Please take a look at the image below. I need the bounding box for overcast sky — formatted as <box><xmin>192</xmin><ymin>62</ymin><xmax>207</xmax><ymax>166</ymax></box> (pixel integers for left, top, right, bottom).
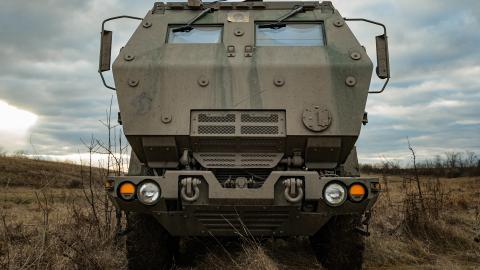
<box><xmin>0</xmin><ymin>0</ymin><xmax>479</xmax><ymax>164</ymax></box>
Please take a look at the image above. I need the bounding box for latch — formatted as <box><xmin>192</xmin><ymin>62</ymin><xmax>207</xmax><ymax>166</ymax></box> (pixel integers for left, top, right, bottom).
<box><xmin>117</xmin><ymin>111</ymin><xmax>122</xmax><ymax>125</ymax></box>
<box><xmin>244</xmin><ymin>45</ymin><xmax>253</xmax><ymax>57</ymax></box>
<box><xmin>362</xmin><ymin>112</ymin><xmax>368</xmax><ymax>126</ymax></box>
<box><xmin>227</xmin><ymin>45</ymin><xmax>236</xmax><ymax>57</ymax></box>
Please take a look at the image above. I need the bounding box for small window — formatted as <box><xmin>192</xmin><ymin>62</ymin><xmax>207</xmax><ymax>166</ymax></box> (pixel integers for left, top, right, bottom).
<box><xmin>168</xmin><ymin>26</ymin><xmax>222</xmax><ymax>44</ymax></box>
<box><xmin>256</xmin><ymin>23</ymin><xmax>325</xmax><ymax>46</ymax></box>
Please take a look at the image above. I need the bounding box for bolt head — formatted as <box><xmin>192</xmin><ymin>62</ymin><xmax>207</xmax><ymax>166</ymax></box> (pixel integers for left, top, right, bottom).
<box><xmin>345</xmin><ymin>76</ymin><xmax>357</xmax><ymax>87</ymax></box>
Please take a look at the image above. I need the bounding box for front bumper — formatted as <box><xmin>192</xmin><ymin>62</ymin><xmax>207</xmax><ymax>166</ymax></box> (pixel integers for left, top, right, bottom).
<box><xmin>107</xmin><ymin>170</ymin><xmax>380</xmax><ymax>236</ymax></box>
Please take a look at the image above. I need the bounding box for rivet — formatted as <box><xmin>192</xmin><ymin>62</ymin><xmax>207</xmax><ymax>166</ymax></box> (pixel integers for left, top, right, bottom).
<box><xmin>124</xmin><ymin>54</ymin><xmax>135</xmax><ymax>61</ymax></box>
<box><xmin>333</xmin><ymin>20</ymin><xmax>344</xmax><ymax>27</ymax></box>
<box><xmin>234</xmin><ymin>28</ymin><xmax>244</xmax><ymax>36</ymax></box>
<box><xmin>345</xmin><ymin>76</ymin><xmax>357</xmax><ymax>87</ymax></box>
<box><xmin>350</xmin><ymin>52</ymin><xmax>361</xmax><ymax>60</ymax></box>
<box><xmin>128</xmin><ymin>79</ymin><xmax>139</xmax><ymax>87</ymax></box>
<box><xmin>142</xmin><ymin>21</ymin><xmax>152</xmax><ymax>28</ymax></box>
<box><xmin>198</xmin><ymin>76</ymin><xmax>209</xmax><ymax>87</ymax></box>
<box><xmin>161</xmin><ymin>114</ymin><xmax>172</xmax><ymax>124</ymax></box>
<box><xmin>273</xmin><ymin>76</ymin><xmax>285</xmax><ymax>87</ymax></box>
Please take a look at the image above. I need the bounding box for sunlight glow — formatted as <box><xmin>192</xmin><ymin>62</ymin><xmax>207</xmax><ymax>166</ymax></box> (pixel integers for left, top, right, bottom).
<box><xmin>0</xmin><ymin>100</ymin><xmax>38</xmax><ymax>133</ymax></box>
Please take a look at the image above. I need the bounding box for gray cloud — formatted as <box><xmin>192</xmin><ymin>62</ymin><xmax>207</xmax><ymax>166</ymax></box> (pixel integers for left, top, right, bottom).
<box><xmin>331</xmin><ymin>0</ymin><xmax>480</xmax><ymax>162</ymax></box>
<box><xmin>0</xmin><ymin>0</ymin><xmax>478</xmax><ymax>163</ymax></box>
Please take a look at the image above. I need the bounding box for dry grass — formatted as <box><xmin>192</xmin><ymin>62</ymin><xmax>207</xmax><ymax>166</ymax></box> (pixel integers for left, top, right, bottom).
<box><xmin>1</xmin><ymin>156</ymin><xmax>479</xmax><ymax>269</ymax></box>
<box><xmin>0</xmin><ymin>156</ymin><xmax>103</xmax><ymax>188</ymax></box>
<box><xmin>364</xmin><ymin>175</ymin><xmax>480</xmax><ymax>269</ymax></box>
<box><xmin>0</xmin><ymin>188</ymin><xmax>126</xmax><ymax>269</ymax></box>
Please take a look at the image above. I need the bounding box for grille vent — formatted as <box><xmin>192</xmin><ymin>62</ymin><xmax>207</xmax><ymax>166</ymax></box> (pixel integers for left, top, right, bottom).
<box><xmin>241</xmin><ymin>126</ymin><xmax>279</xmax><ymax>135</ymax></box>
<box><xmin>198</xmin><ymin>125</ymin><xmax>235</xmax><ymax>135</ymax></box>
<box><xmin>191</xmin><ymin>111</ymin><xmax>285</xmax><ymax>137</ymax></box>
<box><xmin>198</xmin><ymin>113</ymin><xmax>235</xmax><ymax>123</ymax></box>
<box><xmin>193</xmin><ymin>152</ymin><xmax>283</xmax><ymax>169</ymax></box>
<box><xmin>241</xmin><ymin>114</ymin><xmax>279</xmax><ymax>123</ymax></box>
<box><xmin>194</xmin><ymin>210</ymin><xmax>289</xmax><ymax>234</ymax></box>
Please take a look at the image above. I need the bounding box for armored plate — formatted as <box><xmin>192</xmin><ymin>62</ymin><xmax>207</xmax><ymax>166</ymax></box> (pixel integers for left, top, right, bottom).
<box><xmin>111</xmin><ymin>1</ymin><xmax>374</xmax><ymax>169</ymax></box>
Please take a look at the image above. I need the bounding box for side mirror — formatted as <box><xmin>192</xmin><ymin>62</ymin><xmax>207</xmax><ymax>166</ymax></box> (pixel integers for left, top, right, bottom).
<box><xmin>99</xmin><ymin>30</ymin><xmax>113</xmax><ymax>72</ymax></box>
<box><xmin>344</xmin><ymin>18</ymin><xmax>391</xmax><ymax>93</ymax></box>
<box><xmin>375</xmin><ymin>34</ymin><xmax>390</xmax><ymax>79</ymax></box>
<box><xmin>98</xmin><ymin>15</ymin><xmax>142</xmax><ymax>90</ymax></box>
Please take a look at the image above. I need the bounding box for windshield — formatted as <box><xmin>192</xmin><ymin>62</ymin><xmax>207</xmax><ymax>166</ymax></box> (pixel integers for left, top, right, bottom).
<box><xmin>256</xmin><ymin>23</ymin><xmax>325</xmax><ymax>46</ymax></box>
<box><xmin>168</xmin><ymin>26</ymin><xmax>223</xmax><ymax>44</ymax></box>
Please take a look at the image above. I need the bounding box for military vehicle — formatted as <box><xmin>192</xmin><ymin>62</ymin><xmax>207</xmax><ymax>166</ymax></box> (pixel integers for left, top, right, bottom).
<box><xmin>98</xmin><ymin>1</ymin><xmax>390</xmax><ymax>269</ymax></box>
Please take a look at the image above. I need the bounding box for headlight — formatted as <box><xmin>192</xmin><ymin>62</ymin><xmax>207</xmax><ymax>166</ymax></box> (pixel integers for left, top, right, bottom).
<box><xmin>324</xmin><ymin>183</ymin><xmax>347</xmax><ymax>206</ymax></box>
<box><xmin>137</xmin><ymin>181</ymin><xmax>160</xmax><ymax>205</ymax></box>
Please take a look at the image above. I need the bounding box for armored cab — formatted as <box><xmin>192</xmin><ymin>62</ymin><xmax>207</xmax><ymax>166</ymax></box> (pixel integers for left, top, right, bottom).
<box><xmin>99</xmin><ymin>1</ymin><xmax>390</xmax><ymax>269</ymax></box>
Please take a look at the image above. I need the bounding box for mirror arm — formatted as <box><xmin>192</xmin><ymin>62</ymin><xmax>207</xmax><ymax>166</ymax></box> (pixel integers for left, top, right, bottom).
<box><xmin>371</xmin><ymin>77</ymin><xmax>390</xmax><ymax>94</ymax></box>
<box><xmin>344</xmin><ymin>18</ymin><xmax>387</xmax><ymax>35</ymax></box>
<box><xmin>99</xmin><ymin>15</ymin><xmax>142</xmax><ymax>91</ymax></box>
<box><xmin>344</xmin><ymin>18</ymin><xmax>390</xmax><ymax>94</ymax></box>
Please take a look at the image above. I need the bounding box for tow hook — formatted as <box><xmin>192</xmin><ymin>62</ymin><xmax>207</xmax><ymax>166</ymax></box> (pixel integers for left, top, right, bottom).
<box><xmin>180</xmin><ymin>177</ymin><xmax>201</xmax><ymax>202</ymax></box>
<box><xmin>283</xmin><ymin>178</ymin><xmax>304</xmax><ymax>203</ymax></box>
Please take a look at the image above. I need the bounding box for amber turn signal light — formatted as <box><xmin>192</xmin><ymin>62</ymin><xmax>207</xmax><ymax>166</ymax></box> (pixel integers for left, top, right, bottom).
<box><xmin>119</xmin><ymin>182</ymin><xmax>136</xmax><ymax>200</ymax></box>
<box><xmin>349</xmin><ymin>183</ymin><xmax>366</xmax><ymax>202</ymax></box>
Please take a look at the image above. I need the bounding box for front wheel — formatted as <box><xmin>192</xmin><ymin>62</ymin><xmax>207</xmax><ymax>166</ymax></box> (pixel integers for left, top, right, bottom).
<box><xmin>310</xmin><ymin>215</ymin><xmax>365</xmax><ymax>270</ymax></box>
<box><xmin>126</xmin><ymin>212</ymin><xmax>177</xmax><ymax>270</ymax></box>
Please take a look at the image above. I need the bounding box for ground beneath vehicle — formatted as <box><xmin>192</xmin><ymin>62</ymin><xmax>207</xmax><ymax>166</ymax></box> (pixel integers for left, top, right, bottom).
<box><xmin>99</xmin><ymin>1</ymin><xmax>390</xmax><ymax>269</ymax></box>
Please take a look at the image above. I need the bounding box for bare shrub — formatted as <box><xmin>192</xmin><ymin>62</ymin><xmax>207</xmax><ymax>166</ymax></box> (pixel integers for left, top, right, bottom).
<box><xmin>0</xmin><ymin>99</ymin><xmax>128</xmax><ymax>269</ymax></box>
<box><xmin>360</xmin><ymin>150</ymin><xmax>480</xmax><ymax>178</ymax></box>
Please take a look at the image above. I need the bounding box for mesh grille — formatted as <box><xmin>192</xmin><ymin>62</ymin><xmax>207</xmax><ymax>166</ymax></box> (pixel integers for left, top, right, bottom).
<box><xmin>191</xmin><ymin>111</ymin><xmax>285</xmax><ymax>137</ymax></box>
<box><xmin>241</xmin><ymin>126</ymin><xmax>279</xmax><ymax>135</ymax></box>
<box><xmin>198</xmin><ymin>125</ymin><xmax>235</xmax><ymax>135</ymax></box>
<box><xmin>198</xmin><ymin>113</ymin><xmax>235</xmax><ymax>123</ymax></box>
<box><xmin>241</xmin><ymin>114</ymin><xmax>279</xmax><ymax>123</ymax></box>
<box><xmin>193</xmin><ymin>152</ymin><xmax>283</xmax><ymax>169</ymax></box>
<box><xmin>194</xmin><ymin>210</ymin><xmax>289</xmax><ymax>234</ymax></box>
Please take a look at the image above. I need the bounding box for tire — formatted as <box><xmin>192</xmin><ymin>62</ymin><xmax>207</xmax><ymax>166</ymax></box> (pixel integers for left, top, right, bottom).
<box><xmin>125</xmin><ymin>153</ymin><xmax>176</xmax><ymax>269</ymax></box>
<box><xmin>310</xmin><ymin>215</ymin><xmax>365</xmax><ymax>270</ymax></box>
<box><xmin>126</xmin><ymin>212</ymin><xmax>176</xmax><ymax>270</ymax></box>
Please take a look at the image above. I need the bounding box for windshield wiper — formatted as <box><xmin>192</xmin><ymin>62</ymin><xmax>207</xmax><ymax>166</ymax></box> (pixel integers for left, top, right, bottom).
<box><xmin>259</xmin><ymin>5</ymin><xmax>305</xmax><ymax>29</ymax></box>
<box><xmin>172</xmin><ymin>7</ymin><xmax>214</xmax><ymax>32</ymax></box>
<box><xmin>172</xmin><ymin>0</ymin><xmax>227</xmax><ymax>33</ymax></box>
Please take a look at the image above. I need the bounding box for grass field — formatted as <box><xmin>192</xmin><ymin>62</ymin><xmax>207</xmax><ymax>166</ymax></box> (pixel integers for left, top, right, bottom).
<box><xmin>0</xmin><ymin>156</ymin><xmax>479</xmax><ymax>269</ymax></box>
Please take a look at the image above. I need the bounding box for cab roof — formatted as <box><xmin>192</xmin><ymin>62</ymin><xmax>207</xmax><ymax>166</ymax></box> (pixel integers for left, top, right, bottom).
<box><xmin>152</xmin><ymin>1</ymin><xmax>335</xmax><ymax>12</ymax></box>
